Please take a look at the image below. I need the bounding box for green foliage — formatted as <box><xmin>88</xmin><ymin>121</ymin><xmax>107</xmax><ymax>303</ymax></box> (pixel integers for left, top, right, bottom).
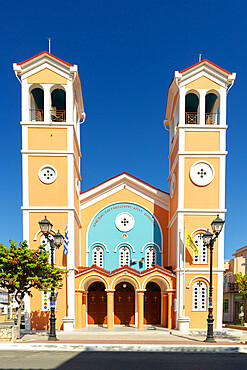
<box><xmin>235</xmin><ymin>273</ymin><xmax>247</xmax><ymax>300</ymax></box>
<box><xmin>0</xmin><ymin>240</ymin><xmax>67</xmax><ymax>305</ymax></box>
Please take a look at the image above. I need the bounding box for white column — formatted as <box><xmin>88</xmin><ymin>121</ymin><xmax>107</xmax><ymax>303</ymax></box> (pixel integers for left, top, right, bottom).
<box><xmin>199</xmin><ymin>90</ymin><xmax>206</xmax><ymax>125</ymax></box>
<box><xmin>66</xmin><ymin>81</ymin><xmax>73</xmax><ymax>123</ymax></box>
<box><xmin>220</xmin><ymin>88</ymin><xmax>227</xmax><ymax>126</ymax></box>
<box><xmin>43</xmin><ymin>84</ymin><xmax>51</xmax><ymax>124</ymax></box>
<box><xmin>179</xmin><ymin>87</ymin><xmax>186</xmax><ymax>125</ymax></box>
<box><xmin>21</xmin><ymin>80</ymin><xmax>29</xmax><ymax>123</ymax></box>
<box><xmin>67</xmin><ymin>210</ymin><xmax>75</xmax><ymax>324</ymax></box>
<box><xmin>216</xmin><ymin>272</ymin><xmax>223</xmax><ymax>330</ymax></box>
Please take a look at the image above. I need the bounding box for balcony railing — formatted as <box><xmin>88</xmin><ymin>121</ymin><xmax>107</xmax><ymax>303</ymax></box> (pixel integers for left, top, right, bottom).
<box><xmin>228</xmin><ymin>282</ymin><xmax>239</xmax><ymax>291</ymax></box>
<box><xmin>185</xmin><ymin>112</ymin><xmax>199</xmax><ymax>124</ymax></box>
<box><xmin>30</xmin><ymin>109</ymin><xmax>44</xmax><ymax>121</ymax></box>
<box><xmin>205</xmin><ymin>113</ymin><xmax>219</xmax><ymax>125</ymax></box>
<box><xmin>50</xmin><ymin>110</ymin><xmax>66</xmax><ymax>122</ymax></box>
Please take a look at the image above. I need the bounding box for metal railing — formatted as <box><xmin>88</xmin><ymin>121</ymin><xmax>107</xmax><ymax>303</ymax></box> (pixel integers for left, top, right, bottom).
<box><xmin>185</xmin><ymin>112</ymin><xmax>199</xmax><ymax>124</ymax></box>
<box><xmin>50</xmin><ymin>110</ymin><xmax>66</xmax><ymax>122</ymax></box>
<box><xmin>228</xmin><ymin>282</ymin><xmax>239</xmax><ymax>291</ymax></box>
<box><xmin>205</xmin><ymin>113</ymin><xmax>219</xmax><ymax>125</ymax></box>
<box><xmin>30</xmin><ymin>109</ymin><xmax>44</xmax><ymax>121</ymax></box>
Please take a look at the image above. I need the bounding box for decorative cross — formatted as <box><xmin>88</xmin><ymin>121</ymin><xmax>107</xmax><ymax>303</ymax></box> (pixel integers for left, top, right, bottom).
<box><xmin>121</xmin><ymin>218</ymin><xmax>129</xmax><ymax>227</ymax></box>
<box><xmin>145</xmin><ymin>296</ymin><xmax>148</xmax><ymax>302</ymax></box>
<box><xmin>91</xmin><ymin>295</ymin><xmax>95</xmax><ymax>302</ymax></box>
<box><xmin>118</xmin><ymin>296</ymin><xmax>122</xmax><ymax>302</ymax></box>
<box><xmin>127</xmin><ymin>296</ymin><xmax>131</xmax><ymax>302</ymax></box>
<box><xmin>197</xmin><ymin>282</ymin><xmax>203</xmax><ymax>287</ymax></box>
<box><xmin>197</xmin><ymin>169</ymin><xmax>207</xmax><ymax>178</ymax></box>
<box><xmin>101</xmin><ymin>295</ymin><xmax>105</xmax><ymax>302</ymax></box>
<box><xmin>153</xmin><ymin>296</ymin><xmax>158</xmax><ymax>302</ymax></box>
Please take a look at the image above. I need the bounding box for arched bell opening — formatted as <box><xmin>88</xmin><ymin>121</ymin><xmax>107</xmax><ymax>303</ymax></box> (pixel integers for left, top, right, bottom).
<box><xmin>205</xmin><ymin>92</ymin><xmax>220</xmax><ymax>125</ymax></box>
<box><xmin>30</xmin><ymin>87</ymin><xmax>44</xmax><ymax>121</ymax></box>
<box><xmin>144</xmin><ymin>282</ymin><xmax>161</xmax><ymax>325</ymax></box>
<box><xmin>50</xmin><ymin>87</ymin><xmax>66</xmax><ymax>122</ymax></box>
<box><xmin>114</xmin><ymin>282</ymin><xmax>135</xmax><ymax>325</ymax></box>
<box><xmin>185</xmin><ymin>92</ymin><xmax>199</xmax><ymax>124</ymax></box>
<box><xmin>87</xmin><ymin>282</ymin><xmax>107</xmax><ymax>325</ymax></box>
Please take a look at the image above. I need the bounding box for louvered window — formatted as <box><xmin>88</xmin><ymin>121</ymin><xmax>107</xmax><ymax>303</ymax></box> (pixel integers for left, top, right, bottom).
<box><xmin>193</xmin><ymin>233</ymin><xmax>207</xmax><ymax>264</ymax></box>
<box><xmin>92</xmin><ymin>246</ymin><xmax>104</xmax><ymax>268</ymax></box>
<box><xmin>145</xmin><ymin>247</ymin><xmax>157</xmax><ymax>269</ymax></box>
<box><xmin>193</xmin><ymin>281</ymin><xmax>207</xmax><ymax>311</ymax></box>
<box><xmin>119</xmin><ymin>246</ymin><xmax>130</xmax><ymax>267</ymax></box>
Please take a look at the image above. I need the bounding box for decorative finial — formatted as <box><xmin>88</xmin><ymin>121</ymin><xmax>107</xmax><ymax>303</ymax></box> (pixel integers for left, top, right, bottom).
<box><xmin>199</xmin><ymin>53</ymin><xmax>202</xmax><ymax>62</ymax></box>
<box><xmin>48</xmin><ymin>38</ymin><xmax>51</xmax><ymax>54</ymax></box>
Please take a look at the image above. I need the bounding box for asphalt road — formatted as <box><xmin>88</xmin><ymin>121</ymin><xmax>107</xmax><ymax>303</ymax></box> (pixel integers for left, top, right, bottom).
<box><xmin>0</xmin><ymin>351</ymin><xmax>246</xmax><ymax>370</ymax></box>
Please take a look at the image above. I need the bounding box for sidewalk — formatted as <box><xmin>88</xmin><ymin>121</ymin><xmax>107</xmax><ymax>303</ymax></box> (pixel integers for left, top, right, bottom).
<box><xmin>1</xmin><ymin>325</ymin><xmax>247</xmax><ymax>353</ymax></box>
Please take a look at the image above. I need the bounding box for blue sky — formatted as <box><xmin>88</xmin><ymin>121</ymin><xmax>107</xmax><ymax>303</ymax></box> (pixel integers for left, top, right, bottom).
<box><xmin>0</xmin><ymin>0</ymin><xmax>246</xmax><ymax>258</ymax></box>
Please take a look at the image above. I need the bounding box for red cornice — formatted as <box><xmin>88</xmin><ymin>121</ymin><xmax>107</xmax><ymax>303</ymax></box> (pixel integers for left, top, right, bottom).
<box><xmin>180</xmin><ymin>59</ymin><xmax>231</xmax><ymax>75</ymax></box>
<box><xmin>17</xmin><ymin>51</ymin><xmax>73</xmax><ymax>67</ymax></box>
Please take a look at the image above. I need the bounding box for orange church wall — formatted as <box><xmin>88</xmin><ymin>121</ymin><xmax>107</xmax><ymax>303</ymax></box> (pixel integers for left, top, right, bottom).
<box><xmin>28</xmin><ymin>128</ymin><xmax>67</xmax><ymax>151</ymax></box>
<box><xmin>183</xmin><ymin>214</ymin><xmax>219</xmax><ymax>268</ymax></box>
<box><xmin>79</xmin><ymin>188</ymin><xmax>169</xmax><ymax>268</ymax></box>
<box><xmin>184</xmin><ymin>157</ymin><xmax>219</xmax><ymax>209</ymax></box>
<box><xmin>28</xmin><ymin>156</ymin><xmax>68</xmax><ymax>207</ymax></box>
<box><xmin>27</xmin><ymin>68</ymin><xmax>67</xmax><ymax>85</ymax></box>
<box><xmin>170</xmin><ymin>163</ymin><xmax>178</xmax><ymax>220</ymax></box>
<box><xmin>184</xmin><ymin>274</ymin><xmax>218</xmax><ymax>329</ymax></box>
<box><xmin>185</xmin><ymin>131</ymin><xmax>220</xmax><ymax>152</ymax></box>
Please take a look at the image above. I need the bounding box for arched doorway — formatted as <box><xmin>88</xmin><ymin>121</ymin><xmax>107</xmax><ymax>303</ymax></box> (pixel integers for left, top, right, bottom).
<box><xmin>144</xmin><ymin>282</ymin><xmax>161</xmax><ymax>324</ymax></box>
<box><xmin>114</xmin><ymin>282</ymin><xmax>135</xmax><ymax>325</ymax></box>
<box><xmin>88</xmin><ymin>282</ymin><xmax>107</xmax><ymax>324</ymax></box>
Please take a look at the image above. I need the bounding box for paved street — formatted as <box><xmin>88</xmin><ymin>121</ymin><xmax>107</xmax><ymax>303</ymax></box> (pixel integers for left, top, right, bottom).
<box><xmin>0</xmin><ymin>351</ymin><xmax>246</xmax><ymax>370</ymax></box>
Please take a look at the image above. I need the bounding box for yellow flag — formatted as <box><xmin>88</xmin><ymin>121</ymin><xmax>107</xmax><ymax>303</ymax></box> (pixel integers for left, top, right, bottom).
<box><xmin>185</xmin><ymin>226</ymin><xmax>199</xmax><ymax>257</ymax></box>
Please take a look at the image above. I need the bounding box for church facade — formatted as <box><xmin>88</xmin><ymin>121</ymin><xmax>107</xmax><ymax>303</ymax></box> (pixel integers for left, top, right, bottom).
<box><xmin>13</xmin><ymin>52</ymin><xmax>236</xmax><ymax>330</ymax></box>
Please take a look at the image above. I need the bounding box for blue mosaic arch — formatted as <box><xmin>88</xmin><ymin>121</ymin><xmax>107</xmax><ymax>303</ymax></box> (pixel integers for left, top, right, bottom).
<box><xmin>87</xmin><ymin>202</ymin><xmax>162</xmax><ymax>271</ymax></box>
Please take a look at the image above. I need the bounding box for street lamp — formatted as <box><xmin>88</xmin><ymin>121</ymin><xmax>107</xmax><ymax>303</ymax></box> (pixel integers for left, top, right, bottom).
<box><xmin>39</xmin><ymin>216</ymin><xmax>64</xmax><ymax>341</ymax></box>
<box><xmin>203</xmin><ymin>214</ymin><xmax>225</xmax><ymax>343</ymax></box>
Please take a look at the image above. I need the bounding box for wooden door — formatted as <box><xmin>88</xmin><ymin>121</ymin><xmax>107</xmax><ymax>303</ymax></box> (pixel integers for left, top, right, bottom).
<box><xmin>144</xmin><ymin>282</ymin><xmax>161</xmax><ymax>324</ymax></box>
<box><xmin>114</xmin><ymin>282</ymin><xmax>135</xmax><ymax>325</ymax></box>
<box><xmin>88</xmin><ymin>282</ymin><xmax>107</xmax><ymax>324</ymax></box>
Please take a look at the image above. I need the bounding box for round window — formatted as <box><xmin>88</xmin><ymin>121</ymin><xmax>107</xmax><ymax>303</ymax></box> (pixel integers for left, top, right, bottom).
<box><xmin>115</xmin><ymin>212</ymin><xmax>135</xmax><ymax>232</ymax></box>
<box><xmin>38</xmin><ymin>165</ymin><xmax>57</xmax><ymax>184</ymax></box>
<box><xmin>190</xmin><ymin>161</ymin><xmax>214</xmax><ymax>186</ymax></box>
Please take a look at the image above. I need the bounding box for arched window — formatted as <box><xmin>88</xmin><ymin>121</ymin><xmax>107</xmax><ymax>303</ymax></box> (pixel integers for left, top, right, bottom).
<box><xmin>119</xmin><ymin>246</ymin><xmax>130</xmax><ymax>267</ymax></box>
<box><xmin>92</xmin><ymin>246</ymin><xmax>104</xmax><ymax>268</ymax></box>
<box><xmin>205</xmin><ymin>92</ymin><xmax>219</xmax><ymax>125</ymax></box>
<box><xmin>145</xmin><ymin>246</ymin><xmax>157</xmax><ymax>269</ymax></box>
<box><xmin>50</xmin><ymin>88</ymin><xmax>66</xmax><ymax>122</ymax></box>
<box><xmin>185</xmin><ymin>92</ymin><xmax>199</xmax><ymax>124</ymax></box>
<box><xmin>30</xmin><ymin>87</ymin><xmax>44</xmax><ymax>121</ymax></box>
<box><xmin>193</xmin><ymin>281</ymin><xmax>207</xmax><ymax>311</ymax></box>
<box><xmin>193</xmin><ymin>233</ymin><xmax>207</xmax><ymax>264</ymax></box>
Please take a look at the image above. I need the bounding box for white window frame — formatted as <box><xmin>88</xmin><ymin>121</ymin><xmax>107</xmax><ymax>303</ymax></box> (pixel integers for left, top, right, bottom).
<box><xmin>119</xmin><ymin>246</ymin><xmax>130</xmax><ymax>267</ymax></box>
<box><xmin>92</xmin><ymin>246</ymin><xmax>104</xmax><ymax>268</ymax></box>
<box><xmin>193</xmin><ymin>233</ymin><xmax>207</xmax><ymax>264</ymax></box>
<box><xmin>145</xmin><ymin>246</ymin><xmax>157</xmax><ymax>269</ymax></box>
<box><xmin>193</xmin><ymin>281</ymin><xmax>207</xmax><ymax>311</ymax></box>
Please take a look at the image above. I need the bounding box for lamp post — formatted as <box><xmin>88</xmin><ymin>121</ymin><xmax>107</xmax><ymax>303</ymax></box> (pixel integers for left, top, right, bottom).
<box><xmin>39</xmin><ymin>216</ymin><xmax>64</xmax><ymax>341</ymax></box>
<box><xmin>203</xmin><ymin>215</ymin><xmax>225</xmax><ymax>343</ymax></box>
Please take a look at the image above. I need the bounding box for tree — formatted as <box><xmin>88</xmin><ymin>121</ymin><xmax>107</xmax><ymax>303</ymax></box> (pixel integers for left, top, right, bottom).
<box><xmin>0</xmin><ymin>240</ymin><xmax>66</xmax><ymax>338</ymax></box>
<box><xmin>235</xmin><ymin>273</ymin><xmax>247</xmax><ymax>300</ymax></box>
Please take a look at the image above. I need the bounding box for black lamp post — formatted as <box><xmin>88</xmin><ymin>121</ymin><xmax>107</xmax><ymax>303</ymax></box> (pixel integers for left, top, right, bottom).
<box><xmin>203</xmin><ymin>215</ymin><xmax>225</xmax><ymax>343</ymax></box>
<box><xmin>39</xmin><ymin>216</ymin><xmax>64</xmax><ymax>341</ymax></box>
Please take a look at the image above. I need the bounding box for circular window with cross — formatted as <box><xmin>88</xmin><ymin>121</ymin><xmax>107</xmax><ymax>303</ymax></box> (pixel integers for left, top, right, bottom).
<box><xmin>115</xmin><ymin>212</ymin><xmax>135</xmax><ymax>232</ymax></box>
<box><xmin>189</xmin><ymin>161</ymin><xmax>214</xmax><ymax>186</ymax></box>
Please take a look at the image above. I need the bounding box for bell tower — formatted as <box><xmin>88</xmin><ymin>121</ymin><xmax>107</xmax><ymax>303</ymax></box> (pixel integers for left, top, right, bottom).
<box><xmin>13</xmin><ymin>52</ymin><xmax>85</xmax><ymax>329</ymax></box>
<box><xmin>164</xmin><ymin>59</ymin><xmax>236</xmax><ymax>329</ymax></box>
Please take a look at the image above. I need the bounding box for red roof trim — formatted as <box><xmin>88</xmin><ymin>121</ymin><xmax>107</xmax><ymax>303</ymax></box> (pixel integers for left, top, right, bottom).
<box><xmin>17</xmin><ymin>51</ymin><xmax>73</xmax><ymax>67</ymax></box>
<box><xmin>75</xmin><ymin>265</ymin><xmax>174</xmax><ymax>277</ymax></box>
<box><xmin>80</xmin><ymin>171</ymin><xmax>169</xmax><ymax>196</ymax></box>
<box><xmin>179</xmin><ymin>59</ymin><xmax>231</xmax><ymax>75</ymax></box>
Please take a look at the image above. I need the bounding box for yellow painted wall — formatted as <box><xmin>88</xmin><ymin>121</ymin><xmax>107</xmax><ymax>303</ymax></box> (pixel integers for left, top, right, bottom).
<box><xmin>28</xmin><ymin>128</ymin><xmax>67</xmax><ymax>151</ymax></box>
<box><xmin>79</xmin><ymin>188</ymin><xmax>169</xmax><ymax>268</ymax></box>
<box><xmin>169</xmin><ymin>222</ymin><xmax>177</xmax><ymax>269</ymax></box>
<box><xmin>27</xmin><ymin>68</ymin><xmax>67</xmax><ymax>84</ymax></box>
<box><xmin>184</xmin><ymin>157</ymin><xmax>219</xmax><ymax>209</ymax></box>
<box><xmin>185</xmin><ymin>131</ymin><xmax>220</xmax><ymax>152</ymax></box>
<box><xmin>170</xmin><ymin>138</ymin><xmax>178</xmax><ymax>170</ymax></box>
<box><xmin>185</xmin><ymin>76</ymin><xmax>220</xmax><ymax>90</ymax></box>
<box><xmin>28</xmin><ymin>156</ymin><xmax>68</xmax><ymax>207</ymax></box>
<box><xmin>170</xmin><ymin>163</ymin><xmax>178</xmax><ymax>220</ymax></box>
